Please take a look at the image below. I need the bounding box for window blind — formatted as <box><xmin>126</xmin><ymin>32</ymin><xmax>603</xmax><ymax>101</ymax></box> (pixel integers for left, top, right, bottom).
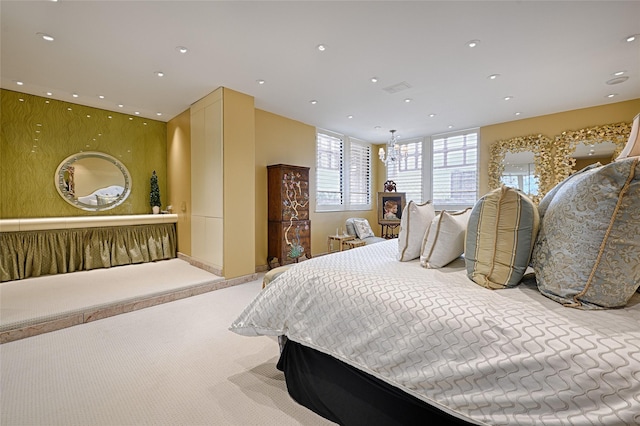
<box><xmin>431</xmin><ymin>130</ymin><xmax>478</xmax><ymax>209</ymax></box>
<box><xmin>316</xmin><ymin>131</ymin><xmax>344</xmax><ymax>208</ymax></box>
<box><xmin>349</xmin><ymin>139</ymin><xmax>371</xmax><ymax>206</ymax></box>
<box><xmin>386</xmin><ymin>139</ymin><xmax>423</xmax><ymax>203</ymax></box>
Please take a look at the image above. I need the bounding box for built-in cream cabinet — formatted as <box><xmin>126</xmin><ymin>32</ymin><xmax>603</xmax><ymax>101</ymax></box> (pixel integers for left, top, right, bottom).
<box><xmin>188</xmin><ymin>87</ymin><xmax>256</xmax><ymax>279</ymax></box>
<box><xmin>190</xmin><ymin>90</ymin><xmax>224</xmax><ymax>274</ymax></box>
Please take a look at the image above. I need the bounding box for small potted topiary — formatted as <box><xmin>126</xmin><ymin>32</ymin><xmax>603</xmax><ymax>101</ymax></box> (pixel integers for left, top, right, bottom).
<box><xmin>150</xmin><ymin>170</ymin><xmax>161</xmax><ymax>214</ymax></box>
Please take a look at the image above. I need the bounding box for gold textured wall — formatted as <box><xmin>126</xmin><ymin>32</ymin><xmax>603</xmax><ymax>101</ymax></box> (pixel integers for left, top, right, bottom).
<box><xmin>222</xmin><ymin>88</ymin><xmax>256</xmax><ymax>278</ymax></box>
<box><xmin>479</xmin><ymin>99</ymin><xmax>640</xmax><ymax>196</ymax></box>
<box><xmin>254</xmin><ymin>109</ymin><xmax>380</xmax><ymax>267</ymax></box>
<box><xmin>0</xmin><ymin>89</ymin><xmax>167</xmax><ymax>218</ymax></box>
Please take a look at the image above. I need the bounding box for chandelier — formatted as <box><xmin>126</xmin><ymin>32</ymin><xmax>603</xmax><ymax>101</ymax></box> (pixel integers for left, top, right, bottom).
<box><xmin>378</xmin><ymin>130</ymin><xmax>408</xmax><ymax>165</ymax></box>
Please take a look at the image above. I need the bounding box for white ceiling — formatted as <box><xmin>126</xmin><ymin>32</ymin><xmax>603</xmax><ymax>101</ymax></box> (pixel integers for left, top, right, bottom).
<box><xmin>2</xmin><ymin>0</ymin><xmax>639</xmax><ymax>143</ymax></box>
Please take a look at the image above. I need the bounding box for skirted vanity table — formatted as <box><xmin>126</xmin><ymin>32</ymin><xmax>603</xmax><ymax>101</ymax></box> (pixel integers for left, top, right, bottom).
<box><xmin>0</xmin><ymin>214</ymin><xmax>177</xmax><ymax>282</ymax></box>
<box><xmin>0</xmin><ymin>151</ymin><xmax>178</xmax><ymax>282</ymax></box>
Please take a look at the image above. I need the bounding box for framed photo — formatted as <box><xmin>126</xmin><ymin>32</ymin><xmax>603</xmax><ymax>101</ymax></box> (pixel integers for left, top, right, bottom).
<box><xmin>377</xmin><ymin>192</ymin><xmax>406</xmax><ymax>225</ymax></box>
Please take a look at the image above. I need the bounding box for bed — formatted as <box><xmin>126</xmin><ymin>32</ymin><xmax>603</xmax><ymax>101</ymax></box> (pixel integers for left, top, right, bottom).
<box><xmin>231</xmin><ymin>240</ymin><xmax>640</xmax><ymax>425</ymax></box>
<box><xmin>231</xmin><ymin>158</ymin><xmax>640</xmax><ymax>425</ymax></box>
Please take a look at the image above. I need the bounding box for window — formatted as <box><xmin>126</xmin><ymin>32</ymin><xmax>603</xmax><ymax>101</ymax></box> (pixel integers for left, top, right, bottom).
<box><xmin>316</xmin><ymin>131</ymin><xmax>343</xmax><ymax>207</ymax></box>
<box><xmin>348</xmin><ymin>139</ymin><xmax>371</xmax><ymax>206</ymax></box>
<box><xmin>316</xmin><ymin>130</ymin><xmax>372</xmax><ymax>211</ymax></box>
<box><xmin>429</xmin><ymin>129</ymin><xmax>478</xmax><ymax>210</ymax></box>
<box><xmin>385</xmin><ymin>129</ymin><xmax>479</xmax><ymax>211</ymax></box>
<box><xmin>501</xmin><ymin>158</ymin><xmax>539</xmax><ymax>197</ymax></box>
<box><xmin>386</xmin><ymin>138</ymin><xmax>424</xmax><ymax>203</ymax></box>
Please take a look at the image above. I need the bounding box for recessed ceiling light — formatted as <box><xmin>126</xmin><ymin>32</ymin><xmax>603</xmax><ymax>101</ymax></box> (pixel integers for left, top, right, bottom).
<box><xmin>371</xmin><ymin>77</ymin><xmax>378</xmax><ymax>83</ymax></box>
<box><xmin>606</xmin><ymin>93</ymin><xmax>617</xmax><ymax>98</ymax></box>
<box><xmin>118</xmin><ymin>104</ymin><xmax>124</xmax><ymax>108</ymax></box>
<box><xmin>310</xmin><ymin>100</ymin><xmax>318</xmax><ymax>105</ymax></box>
<box><xmin>488</xmin><ymin>74</ymin><xmax>500</xmax><ymax>80</ymax></box>
<box><xmin>467</xmin><ymin>39</ymin><xmax>480</xmax><ymax>48</ymax></box>
<box><xmin>428</xmin><ymin>113</ymin><xmax>436</xmax><ymax>118</ymax></box>
<box><xmin>504</xmin><ymin>96</ymin><xmax>513</xmax><ymax>101</ymax></box>
<box><xmin>374</xmin><ymin>126</ymin><xmax>382</xmax><ymax>130</ymax></box>
<box><xmin>72</xmin><ymin>93</ymin><xmax>79</xmax><ymax>98</ymax></box>
<box><xmin>98</xmin><ymin>95</ymin><xmax>105</xmax><ymax>99</ymax></box>
<box><xmin>316</xmin><ymin>44</ymin><xmax>326</xmax><ymax>52</ymax></box>
<box><xmin>155</xmin><ymin>71</ymin><xmax>164</xmax><ymax>77</ymax></box>
<box><xmin>36</xmin><ymin>32</ymin><xmax>54</xmax><ymax>41</ymax></box>
<box><xmin>156</xmin><ymin>112</ymin><xmax>162</xmax><ymax>116</ymax></box>
<box><xmin>176</xmin><ymin>46</ymin><xmax>189</xmax><ymax>54</ymax></box>
<box><xmin>15</xmin><ymin>81</ymin><xmax>24</xmax><ymax>86</ymax></box>
<box><xmin>134</xmin><ymin>111</ymin><xmax>140</xmax><ymax>115</ymax></box>
<box><xmin>256</xmin><ymin>79</ymin><xmax>265</xmax><ymax>85</ymax></box>
<box><xmin>404</xmin><ymin>98</ymin><xmax>412</xmax><ymax>103</ymax></box>
<box><xmin>46</xmin><ymin>92</ymin><xmax>53</xmax><ymax>96</ymax></box>
<box><xmin>625</xmin><ymin>34</ymin><xmax>638</xmax><ymax>42</ymax></box>
<box><xmin>448</xmin><ymin>125</ymin><xmax>454</xmax><ymax>129</ymax></box>
<box><xmin>613</xmin><ymin>71</ymin><xmax>626</xmax><ymax>76</ymax></box>
<box><xmin>515</xmin><ymin>112</ymin><xmax>522</xmax><ymax>116</ymax></box>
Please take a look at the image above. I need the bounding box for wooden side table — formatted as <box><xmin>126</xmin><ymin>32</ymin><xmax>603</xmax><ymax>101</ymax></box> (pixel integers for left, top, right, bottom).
<box><xmin>344</xmin><ymin>239</ymin><xmax>366</xmax><ymax>249</ymax></box>
<box><xmin>327</xmin><ymin>235</ymin><xmax>355</xmax><ymax>253</ymax></box>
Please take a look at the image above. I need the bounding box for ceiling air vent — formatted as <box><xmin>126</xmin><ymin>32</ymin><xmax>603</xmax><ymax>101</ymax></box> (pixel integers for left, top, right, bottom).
<box><xmin>606</xmin><ymin>76</ymin><xmax>629</xmax><ymax>85</ymax></box>
<box><xmin>382</xmin><ymin>81</ymin><xmax>412</xmax><ymax>94</ymax></box>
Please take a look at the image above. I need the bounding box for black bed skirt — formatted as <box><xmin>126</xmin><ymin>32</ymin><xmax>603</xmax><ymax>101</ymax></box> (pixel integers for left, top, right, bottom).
<box><xmin>277</xmin><ymin>339</ymin><xmax>474</xmax><ymax>426</ymax></box>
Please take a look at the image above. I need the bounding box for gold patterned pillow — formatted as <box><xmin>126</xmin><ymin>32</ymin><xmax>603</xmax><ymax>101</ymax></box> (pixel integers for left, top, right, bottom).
<box><xmin>465</xmin><ymin>186</ymin><xmax>539</xmax><ymax>289</ymax></box>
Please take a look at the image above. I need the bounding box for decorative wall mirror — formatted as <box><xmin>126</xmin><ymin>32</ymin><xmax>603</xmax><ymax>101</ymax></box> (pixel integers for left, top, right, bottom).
<box><xmin>55</xmin><ymin>151</ymin><xmax>131</xmax><ymax>211</ymax></box>
<box><xmin>553</xmin><ymin>122</ymin><xmax>632</xmax><ymax>183</ymax></box>
<box><xmin>489</xmin><ymin>134</ymin><xmax>553</xmax><ymax>203</ymax></box>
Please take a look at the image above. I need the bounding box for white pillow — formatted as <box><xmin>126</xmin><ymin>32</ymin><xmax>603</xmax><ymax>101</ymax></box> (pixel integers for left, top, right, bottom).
<box><xmin>352</xmin><ymin>218</ymin><xmax>375</xmax><ymax>239</ymax></box>
<box><xmin>397</xmin><ymin>201</ymin><xmax>436</xmax><ymax>261</ymax></box>
<box><xmin>420</xmin><ymin>208</ymin><xmax>471</xmax><ymax>268</ymax></box>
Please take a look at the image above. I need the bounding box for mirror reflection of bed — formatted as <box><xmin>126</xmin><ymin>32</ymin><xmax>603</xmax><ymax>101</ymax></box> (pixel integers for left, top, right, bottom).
<box><xmin>72</xmin><ymin>156</ymin><xmax>125</xmax><ymax>202</ymax></box>
<box><xmin>76</xmin><ymin>185</ymin><xmax>125</xmax><ymax>206</ymax></box>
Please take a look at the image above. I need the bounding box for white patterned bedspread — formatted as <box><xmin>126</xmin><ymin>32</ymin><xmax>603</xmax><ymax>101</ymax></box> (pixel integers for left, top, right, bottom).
<box><xmin>230</xmin><ymin>240</ymin><xmax>640</xmax><ymax>425</ymax></box>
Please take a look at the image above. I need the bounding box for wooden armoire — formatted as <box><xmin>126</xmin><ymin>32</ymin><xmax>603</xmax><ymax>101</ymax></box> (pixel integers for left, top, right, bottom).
<box><xmin>267</xmin><ymin>164</ymin><xmax>311</xmax><ymax>268</ymax></box>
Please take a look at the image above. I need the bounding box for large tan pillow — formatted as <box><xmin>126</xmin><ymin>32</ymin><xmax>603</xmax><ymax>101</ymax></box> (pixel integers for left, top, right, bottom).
<box><xmin>531</xmin><ymin>158</ymin><xmax>640</xmax><ymax>309</ymax></box>
<box><xmin>420</xmin><ymin>209</ymin><xmax>471</xmax><ymax>268</ymax></box>
<box><xmin>397</xmin><ymin>200</ymin><xmax>435</xmax><ymax>261</ymax></box>
<box><xmin>465</xmin><ymin>186</ymin><xmax>539</xmax><ymax>289</ymax></box>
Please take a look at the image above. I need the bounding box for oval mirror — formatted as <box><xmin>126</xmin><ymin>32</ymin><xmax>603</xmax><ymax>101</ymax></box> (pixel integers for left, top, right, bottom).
<box><xmin>55</xmin><ymin>151</ymin><xmax>131</xmax><ymax>211</ymax></box>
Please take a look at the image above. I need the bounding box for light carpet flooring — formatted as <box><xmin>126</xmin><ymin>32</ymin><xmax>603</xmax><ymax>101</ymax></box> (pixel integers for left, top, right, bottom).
<box><xmin>0</xmin><ymin>262</ymin><xmax>335</xmax><ymax>425</ymax></box>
